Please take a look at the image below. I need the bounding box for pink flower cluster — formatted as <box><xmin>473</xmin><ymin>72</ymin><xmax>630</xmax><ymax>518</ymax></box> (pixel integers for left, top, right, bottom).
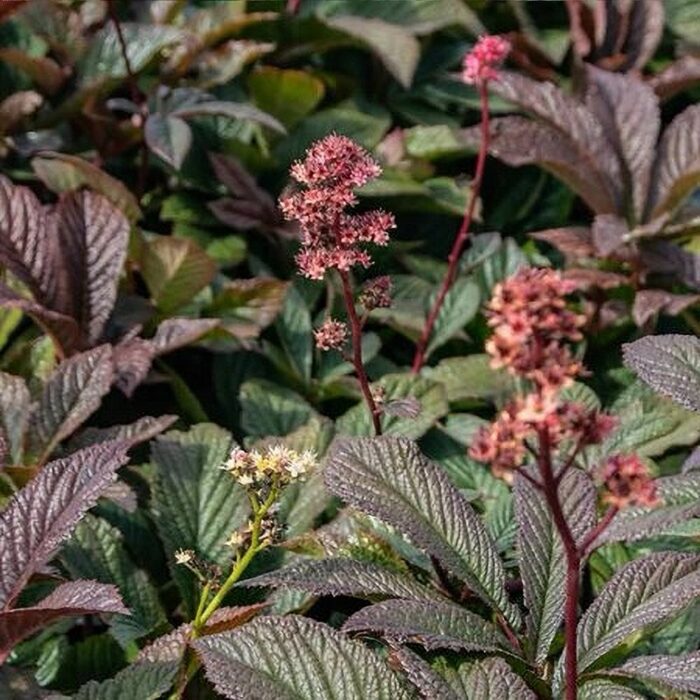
<box><xmin>462</xmin><ymin>35</ymin><xmax>510</xmax><ymax>85</ymax></box>
<box><xmin>600</xmin><ymin>454</ymin><xmax>658</xmax><ymax>509</ymax></box>
<box><xmin>279</xmin><ymin>134</ymin><xmax>395</xmax><ymax>280</ymax></box>
<box><xmin>314</xmin><ymin>318</ymin><xmax>348</xmax><ymax>351</ymax></box>
<box><xmin>485</xmin><ymin>268</ymin><xmax>586</xmax><ymax>395</ymax></box>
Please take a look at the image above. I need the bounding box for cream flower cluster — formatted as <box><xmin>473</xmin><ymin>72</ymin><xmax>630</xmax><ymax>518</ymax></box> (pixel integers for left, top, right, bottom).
<box><xmin>222</xmin><ymin>444</ymin><xmax>316</xmax><ymax>489</ymax></box>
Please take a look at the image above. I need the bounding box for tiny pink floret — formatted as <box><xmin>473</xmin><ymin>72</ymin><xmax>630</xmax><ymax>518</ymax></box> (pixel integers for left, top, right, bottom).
<box><xmin>462</xmin><ymin>35</ymin><xmax>511</xmax><ymax>85</ymax></box>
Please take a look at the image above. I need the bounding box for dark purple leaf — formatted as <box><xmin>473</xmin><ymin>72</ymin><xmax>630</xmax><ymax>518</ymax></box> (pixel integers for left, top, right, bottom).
<box><xmin>610</xmin><ymin>651</ymin><xmax>700</xmax><ymax>694</ymax></box>
<box><xmin>151</xmin><ymin>318</ymin><xmax>219</xmax><ymax>355</ymax></box>
<box><xmin>173</xmin><ymin>100</ymin><xmax>285</xmax><ymax>134</ymax></box>
<box><xmin>112</xmin><ymin>336</ymin><xmax>155</xmax><ymax>397</ymax></box>
<box><xmin>209</xmin><ymin>152</ymin><xmax>273</xmax><ymax>204</ymax></box>
<box><xmin>70</xmin><ymin>415</ymin><xmax>178</xmax><ymax>451</ymax></box>
<box><xmin>650</xmin><ymin>55</ymin><xmax>700</xmax><ymax>101</ymax></box>
<box><xmin>343</xmin><ymin>598</ymin><xmax>506</xmax><ymax>652</ymax></box>
<box><xmin>208</xmin><ymin>197</ymin><xmax>275</xmax><ymax>231</ymax></box>
<box><xmin>56</xmin><ymin>191</ymin><xmax>130</xmax><ymax>345</ymax></box>
<box><xmin>641</xmin><ymin>240</ymin><xmax>700</xmax><ymax>290</ymax></box>
<box><xmin>0</xmin><ymin>580</ymin><xmax>127</xmax><ymax>659</ymax></box>
<box><xmin>613</xmin><ymin>0</ymin><xmax>664</xmax><ymax>71</ymax></box>
<box><xmin>144</xmin><ymin>113</ymin><xmax>192</xmax><ymax>170</ymax></box>
<box><xmin>650</xmin><ymin>104</ymin><xmax>700</xmax><ymax>217</ymax></box>
<box><xmin>632</xmin><ymin>290</ymin><xmax>699</xmax><ymax>326</ymax></box>
<box><xmin>530</xmin><ymin>227</ymin><xmax>594</xmax><ymax>260</ymax></box>
<box><xmin>563</xmin><ymin>268</ymin><xmax>627</xmax><ymax>291</ymax></box>
<box><xmin>29</xmin><ymin>345</ymin><xmax>114</xmax><ymax>459</ymax></box>
<box><xmin>0</xmin><ymin>440</ymin><xmax>129</xmax><ymax>609</ymax></box>
<box><xmin>591</xmin><ymin>214</ymin><xmax>628</xmax><ymax>257</ymax></box>
<box><xmin>585</xmin><ymin>66</ymin><xmax>659</xmax><ymax>219</ymax></box>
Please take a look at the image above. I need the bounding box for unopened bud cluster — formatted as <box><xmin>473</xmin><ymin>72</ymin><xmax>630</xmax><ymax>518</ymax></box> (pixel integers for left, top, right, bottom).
<box><xmin>226</xmin><ymin>514</ymin><xmax>282</xmax><ymax>551</ymax></box>
<box><xmin>462</xmin><ymin>35</ymin><xmax>510</xmax><ymax>85</ymax></box>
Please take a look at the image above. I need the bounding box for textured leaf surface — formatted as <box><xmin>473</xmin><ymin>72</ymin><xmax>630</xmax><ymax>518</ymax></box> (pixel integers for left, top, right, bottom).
<box><xmin>325</xmin><ymin>437</ymin><xmax>519</xmax><ymax>625</ymax></box>
<box><xmin>71</xmin><ymin>661</ymin><xmax>178</xmax><ymax>700</ymax></box>
<box><xmin>70</xmin><ymin>415</ymin><xmax>177</xmax><ymax>451</ymax></box>
<box><xmin>623</xmin><ymin>334</ymin><xmax>700</xmax><ymax>412</ymax></box>
<box><xmin>151</xmin><ymin>318</ymin><xmax>219</xmax><ymax>355</ymax></box>
<box><xmin>239</xmin><ymin>380</ymin><xmax>314</xmax><ymax>438</ymax></box>
<box><xmin>343</xmin><ymin>598</ymin><xmax>505</xmax><ymax>652</ymax></box>
<box><xmin>651</xmin><ymin>104</ymin><xmax>700</xmax><ymax>216</ymax></box>
<box><xmin>144</xmin><ymin>114</ymin><xmax>192</xmax><ymax>170</ymax></box>
<box><xmin>0</xmin><ymin>372</ymin><xmax>30</xmax><ymax>463</ymax></box>
<box><xmin>194</xmin><ymin>615</ymin><xmax>412</xmax><ymax>700</ymax></box>
<box><xmin>0</xmin><ymin>441</ymin><xmax>129</xmax><ymax>609</ymax></box>
<box><xmin>242</xmin><ymin>558</ymin><xmax>443</xmax><ymax>602</ymax></box>
<box><xmin>576</xmin><ymin>552</ymin><xmax>700</xmax><ymax>673</ymax></box>
<box><xmin>150</xmin><ymin>424</ymin><xmax>249</xmax><ymax>614</ymax></box>
<box><xmin>61</xmin><ymin>515</ymin><xmax>166</xmax><ymax>644</ymax></box>
<box><xmin>609</xmin><ymin>651</ymin><xmax>700</xmax><ymax>694</ymax></box>
<box><xmin>423</xmin><ymin>354</ymin><xmax>513</xmax><ymax>404</ymax></box>
<box><xmin>515</xmin><ymin>469</ymin><xmax>596</xmax><ymax>663</ymax></box>
<box><xmin>578</xmin><ymin>679</ymin><xmax>646</xmax><ymax>700</ymax></box>
<box><xmin>0</xmin><ymin>580</ymin><xmax>126</xmax><ymax>658</ymax></box>
<box><xmin>336</xmin><ymin>373</ymin><xmax>448</xmax><ymax>439</ymax></box>
<box><xmin>29</xmin><ymin>346</ymin><xmax>114</xmax><ymax>460</ymax></box>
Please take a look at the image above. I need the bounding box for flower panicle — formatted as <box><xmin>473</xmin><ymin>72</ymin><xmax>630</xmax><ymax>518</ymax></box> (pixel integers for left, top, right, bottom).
<box><xmin>222</xmin><ymin>444</ymin><xmax>317</xmax><ymax>491</ymax></box>
<box><xmin>462</xmin><ymin>34</ymin><xmax>511</xmax><ymax>85</ymax></box>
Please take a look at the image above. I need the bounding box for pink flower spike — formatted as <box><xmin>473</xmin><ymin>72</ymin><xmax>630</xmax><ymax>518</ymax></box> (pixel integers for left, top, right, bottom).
<box><xmin>462</xmin><ymin>35</ymin><xmax>511</xmax><ymax>85</ymax></box>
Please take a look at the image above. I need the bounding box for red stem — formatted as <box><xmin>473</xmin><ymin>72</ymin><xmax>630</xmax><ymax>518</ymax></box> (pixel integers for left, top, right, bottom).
<box><xmin>411</xmin><ymin>81</ymin><xmax>491</xmax><ymax>373</ymax></box>
<box><xmin>537</xmin><ymin>427</ymin><xmax>579</xmax><ymax>700</ymax></box>
<box><xmin>338</xmin><ymin>270</ymin><xmax>382</xmax><ymax>436</ymax></box>
<box><xmin>107</xmin><ymin>0</ymin><xmax>139</xmax><ymax>104</ymax></box>
<box><xmin>579</xmin><ymin>506</ymin><xmax>618</xmax><ymax>558</ymax></box>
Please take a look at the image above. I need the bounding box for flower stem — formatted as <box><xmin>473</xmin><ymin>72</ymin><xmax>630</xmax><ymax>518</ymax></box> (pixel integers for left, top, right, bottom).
<box><xmin>338</xmin><ymin>270</ymin><xmax>382</xmax><ymax>435</ymax></box>
<box><xmin>411</xmin><ymin>81</ymin><xmax>491</xmax><ymax>373</ymax></box>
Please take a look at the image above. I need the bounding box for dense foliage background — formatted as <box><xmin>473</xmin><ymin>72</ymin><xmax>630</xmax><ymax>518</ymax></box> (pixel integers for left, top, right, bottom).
<box><xmin>0</xmin><ymin>0</ymin><xmax>699</xmax><ymax>698</ymax></box>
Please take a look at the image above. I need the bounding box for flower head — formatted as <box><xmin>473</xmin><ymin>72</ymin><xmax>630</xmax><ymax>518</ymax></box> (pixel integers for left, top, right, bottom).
<box><xmin>279</xmin><ymin>134</ymin><xmax>395</xmax><ymax>280</ymax></box>
<box><xmin>314</xmin><ymin>318</ymin><xmax>349</xmax><ymax>351</ymax></box>
<box><xmin>600</xmin><ymin>454</ymin><xmax>659</xmax><ymax>509</ymax></box>
<box><xmin>462</xmin><ymin>35</ymin><xmax>511</xmax><ymax>85</ymax></box>
<box><xmin>175</xmin><ymin>548</ymin><xmax>195</xmax><ymax>565</ymax></box>
<box><xmin>222</xmin><ymin>444</ymin><xmax>316</xmax><ymax>492</ymax></box>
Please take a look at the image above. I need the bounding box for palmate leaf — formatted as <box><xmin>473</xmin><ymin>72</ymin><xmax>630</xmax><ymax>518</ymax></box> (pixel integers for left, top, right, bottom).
<box><xmin>67</xmin><ymin>661</ymin><xmax>179</xmax><ymax>700</ymax></box>
<box><xmin>242</xmin><ymin>557</ymin><xmax>444</xmax><ymax>603</ymax></box>
<box><xmin>325</xmin><ymin>437</ymin><xmax>519</xmax><ymax>626</ymax></box>
<box><xmin>150</xmin><ymin>424</ymin><xmax>249</xmax><ymax>615</ymax></box>
<box><xmin>0</xmin><ymin>441</ymin><xmax>129</xmax><ymax>609</ymax></box>
<box><xmin>194</xmin><ymin>615</ymin><xmax>412</xmax><ymax>700</ymax></box>
<box><xmin>575</xmin><ymin>552</ymin><xmax>700</xmax><ymax>674</ymax></box>
<box><xmin>606</xmin><ymin>651</ymin><xmax>700</xmax><ymax>694</ymax></box>
<box><xmin>55</xmin><ymin>191</ymin><xmax>129</xmax><ymax>346</ymax></box>
<box><xmin>28</xmin><ymin>345</ymin><xmax>114</xmax><ymax>461</ymax></box>
<box><xmin>650</xmin><ymin>104</ymin><xmax>700</xmax><ymax>217</ymax></box>
<box><xmin>61</xmin><ymin>515</ymin><xmax>166</xmax><ymax>645</ymax></box>
<box><xmin>395</xmin><ymin>649</ymin><xmax>536</xmax><ymax>700</ymax></box>
<box><xmin>623</xmin><ymin>334</ymin><xmax>700</xmax><ymax>413</ymax></box>
<box><xmin>515</xmin><ymin>469</ymin><xmax>596</xmax><ymax>664</ymax></box>
<box><xmin>343</xmin><ymin>598</ymin><xmax>507</xmax><ymax>652</ymax></box>
<box><xmin>584</xmin><ymin>66</ymin><xmax>659</xmax><ymax>220</ymax></box>
<box><xmin>0</xmin><ymin>580</ymin><xmax>126</xmax><ymax>661</ymax></box>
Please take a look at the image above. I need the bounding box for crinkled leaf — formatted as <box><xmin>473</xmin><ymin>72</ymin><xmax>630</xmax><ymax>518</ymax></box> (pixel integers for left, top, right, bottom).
<box><xmin>141</xmin><ymin>237</ymin><xmax>216</xmax><ymax>314</ymax></box>
<box><xmin>515</xmin><ymin>469</ymin><xmax>596</xmax><ymax>664</ymax></box>
<box><xmin>632</xmin><ymin>290</ymin><xmax>699</xmax><ymax>327</ymax></box>
<box><xmin>578</xmin><ymin>679</ymin><xmax>646</xmax><ymax>700</ymax></box>
<box><xmin>0</xmin><ymin>441</ymin><xmax>129</xmax><ymax>609</ymax></box>
<box><xmin>70</xmin><ymin>661</ymin><xmax>179</xmax><ymax>700</ymax></box>
<box><xmin>28</xmin><ymin>346</ymin><xmax>114</xmax><ymax>460</ymax></box>
<box><xmin>71</xmin><ymin>415</ymin><xmax>177</xmax><ymax>451</ymax></box>
<box><xmin>150</xmin><ymin>424</ymin><xmax>249</xmax><ymax>615</ymax></box>
<box><xmin>0</xmin><ymin>372</ymin><xmax>30</xmax><ymax>464</ymax></box>
<box><xmin>336</xmin><ymin>373</ymin><xmax>448</xmax><ymax>439</ymax></box>
<box><xmin>61</xmin><ymin>515</ymin><xmax>166</xmax><ymax>644</ymax></box>
<box><xmin>585</xmin><ymin>66</ymin><xmax>659</xmax><ymax>219</ymax></box>
<box><xmin>623</xmin><ymin>334</ymin><xmax>700</xmax><ymax>412</ymax></box>
<box><xmin>0</xmin><ymin>580</ymin><xmax>126</xmax><ymax>660</ymax></box>
<box><xmin>240</xmin><ymin>379</ymin><xmax>314</xmax><ymax>438</ymax></box>
<box><xmin>242</xmin><ymin>558</ymin><xmax>443</xmax><ymax>602</ymax></box>
<box><xmin>576</xmin><ymin>552</ymin><xmax>700</xmax><ymax>673</ymax></box>
<box><xmin>56</xmin><ymin>191</ymin><xmax>130</xmax><ymax>345</ymax></box>
<box><xmin>607</xmin><ymin>651</ymin><xmax>700</xmax><ymax>694</ymax></box>
<box><xmin>144</xmin><ymin>114</ymin><xmax>192</xmax><ymax>170</ymax></box>
<box><xmin>650</xmin><ymin>104</ymin><xmax>700</xmax><ymax>216</ymax></box>
<box><xmin>31</xmin><ymin>153</ymin><xmax>141</xmax><ymax>223</ymax></box>
<box><xmin>325</xmin><ymin>437</ymin><xmax>519</xmax><ymax>625</ymax></box>
<box><xmin>194</xmin><ymin>615</ymin><xmax>412</xmax><ymax>700</ymax></box>
<box><xmin>343</xmin><ymin>598</ymin><xmax>506</xmax><ymax>652</ymax></box>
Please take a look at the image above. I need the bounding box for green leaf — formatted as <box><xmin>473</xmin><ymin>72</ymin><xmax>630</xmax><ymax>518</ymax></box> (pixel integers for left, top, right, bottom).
<box><xmin>194</xmin><ymin>615</ymin><xmax>412</xmax><ymax>700</ymax></box>
<box><xmin>61</xmin><ymin>515</ymin><xmax>166</xmax><ymax>645</ymax></box>
<box><xmin>423</xmin><ymin>354</ymin><xmax>513</xmax><ymax>404</ymax></box>
<box><xmin>144</xmin><ymin>114</ymin><xmax>192</xmax><ymax>170</ymax></box>
<box><xmin>276</xmin><ymin>285</ymin><xmax>313</xmax><ymax>382</ymax></box>
<box><xmin>665</xmin><ymin>0</ymin><xmax>700</xmax><ymax>44</ymax></box>
<box><xmin>247</xmin><ymin>67</ymin><xmax>325</xmax><ymax>129</ymax></box>
<box><xmin>28</xmin><ymin>346</ymin><xmax>114</xmax><ymax>462</ymax></box>
<box><xmin>31</xmin><ymin>153</ymin><xmax>141</xmax><ymax>223</ymax></box>
<box><xmin>325</xmin><ymin>437</ymin><xmax>520</xmax><ymax>626</ymax></box>
<box><xmin>141</xmin><ymin>236</ymin><xmax>216</xmax><ymax>314</ymax></box>
<box><xmin>343</xmin><ymin>598</ymin><xmax>507</xmax><ymax>652</ymax></box>
<box><xmin>336</xmin><ymin>372</ymin><xmax>448</xmax><ymax>439</ymax></box>
<box><xmin>404</xmin><ymin>125</ymin><xmax>475</xmax><ymax>160</ymax></box>
<box><xmin>426</xmin><ymin>278</ymin><xmax>480</xmax><ymax>356</ymax></box>
<box><xmin>515</xmin><ymin>469</ymin><xmax>596</xmax><ymax>664</ymax></box>
<box><xmin>71</xmin><ymin>661</ymin><xmax>179</xmax><ymax>700</ymax></box>
<box><xmin>243</xmin><ymin>557</ymin><xmax>443</xmax><ymax>602</ymax></box>
<box><xmin>0</xmin><ymin>372</ymin><xmax>30</xmax><ymax>464</ymax></box>
<box><xmin>80</xmin><ymin>23</ymin><xmax>183</xmax><ymax>85</ymax></box>
<box><xmin>150</xmin><ymin>424</ymin><xmax>249</xmax><ymax>615</ymax></box>
<box><xmin>239</xmin><ymin>379</ymin><xmax>315</xmax><ymax>438</ymax></box>
<box><xmin>575</xmin><ymin>552</ymin><xmax>700</xmax><ymax>674</ymax></box>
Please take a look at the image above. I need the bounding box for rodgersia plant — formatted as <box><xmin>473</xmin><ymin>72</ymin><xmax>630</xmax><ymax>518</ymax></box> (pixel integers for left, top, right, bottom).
<box><xmin>280</xmin><ymin>134</ymin><xmax>395</xmax><ymax>435</ymax></box>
